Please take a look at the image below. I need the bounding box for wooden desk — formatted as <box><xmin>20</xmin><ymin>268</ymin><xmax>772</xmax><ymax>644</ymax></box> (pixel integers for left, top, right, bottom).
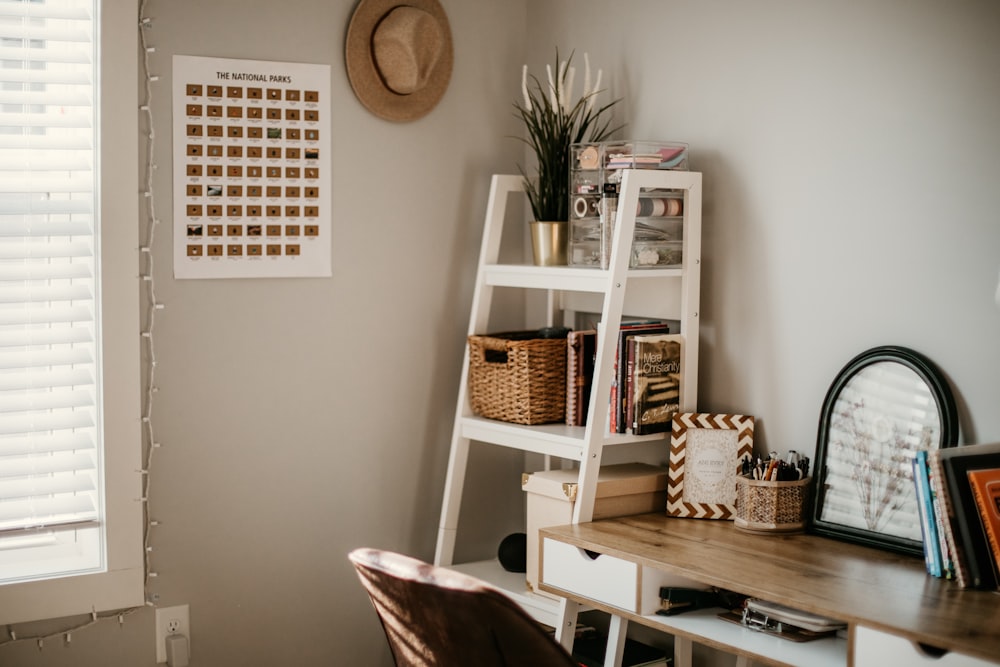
<box><xmin>539</xmin><ymin>513</ymin><xmax>1000</xmax><ymax>667</ymax></box>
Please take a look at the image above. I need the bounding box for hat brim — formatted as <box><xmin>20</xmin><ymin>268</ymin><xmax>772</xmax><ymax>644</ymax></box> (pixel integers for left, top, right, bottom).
<box><xmin>345</xmin><ymin>0</ymin><xmax>453</xmax><ymax>122</ymax></box>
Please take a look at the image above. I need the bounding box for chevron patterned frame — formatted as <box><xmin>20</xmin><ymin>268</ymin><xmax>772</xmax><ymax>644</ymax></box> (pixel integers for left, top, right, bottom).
<box><xmin>666</xmin><ymin>412</ymin><xmax>755</xmax><ymax>519</ymax></box>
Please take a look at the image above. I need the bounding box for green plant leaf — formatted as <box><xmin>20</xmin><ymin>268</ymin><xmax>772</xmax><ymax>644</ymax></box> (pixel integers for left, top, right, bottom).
<box><xmin>512</xmin><ymin>50</ymin><xmax>623</xmax><ymax>221</ymax></box>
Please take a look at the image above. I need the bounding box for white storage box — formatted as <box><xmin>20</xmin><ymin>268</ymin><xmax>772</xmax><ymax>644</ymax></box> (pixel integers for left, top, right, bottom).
<box><xmin>522</xmin><ymin>462</ymin><xmax>668</xmax><ymax>596</ymax></box>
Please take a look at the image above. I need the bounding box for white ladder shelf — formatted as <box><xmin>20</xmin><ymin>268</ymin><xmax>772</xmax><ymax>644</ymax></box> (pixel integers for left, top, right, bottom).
<box><xmin>434</xmin><ymin>170</ymin><xmax>703</xmax><ymax>634</ymax></box>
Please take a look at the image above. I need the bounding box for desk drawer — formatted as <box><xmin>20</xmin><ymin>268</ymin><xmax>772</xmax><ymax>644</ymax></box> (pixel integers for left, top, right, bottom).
<box><xmin>541</xmin><ymin>537</ymin><xmax>702</xmax><ymax>614</ymax></box>
<box><xmin>854</xmin><ymin>626</ymin><xmax>996</xmax><ymax>667</ymax></box>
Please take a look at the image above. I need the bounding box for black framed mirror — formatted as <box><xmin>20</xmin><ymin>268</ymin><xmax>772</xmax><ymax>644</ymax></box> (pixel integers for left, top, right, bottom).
<box><xmin>811</xmin><ymin>345</ymin><xmax>958</xmax><ymax>556</ymax></box>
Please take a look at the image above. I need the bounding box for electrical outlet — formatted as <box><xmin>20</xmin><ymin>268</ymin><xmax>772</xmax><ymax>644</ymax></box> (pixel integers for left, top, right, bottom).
<box><xmin>155</xmin><ymin>604</ymin><xmax>190</xmax><ymax>663</ymax></box>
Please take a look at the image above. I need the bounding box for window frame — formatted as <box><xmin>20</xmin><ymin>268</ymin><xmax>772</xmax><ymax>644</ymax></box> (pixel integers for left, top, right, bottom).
<box><xmin>0</xmin><ymin>0</ymin><xmax>144</xmax><ymax>625</ymax></box>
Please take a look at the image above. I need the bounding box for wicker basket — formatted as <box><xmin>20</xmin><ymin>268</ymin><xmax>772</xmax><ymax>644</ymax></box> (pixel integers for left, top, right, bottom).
<box><xmin>734</xmin><ymin>476</ymin><xmax>811</xmax><ymax>534</ymax></box>
<box><xmin>467</xmin><ymin>331</ymin><xmax>566</xmax><ymax>425</ymax></box>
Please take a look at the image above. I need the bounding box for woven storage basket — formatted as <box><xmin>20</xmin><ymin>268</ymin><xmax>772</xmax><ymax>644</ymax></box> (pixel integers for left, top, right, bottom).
<box><xmin>467</xmin><ymin>331</ymin><xmax>566</xmax><ymax>425</ymax></box>
<box><xmin>734</xmin><ymin>476</ymin><xmax>811</xmax><ymax>534</ymax></box>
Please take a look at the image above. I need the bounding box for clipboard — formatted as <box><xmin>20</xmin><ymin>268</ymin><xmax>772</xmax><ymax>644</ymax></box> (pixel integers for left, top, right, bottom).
<box><xmin>717</xmin><ymin>598</ymin><xmax>845</xmax><ymax>642</ymax></box>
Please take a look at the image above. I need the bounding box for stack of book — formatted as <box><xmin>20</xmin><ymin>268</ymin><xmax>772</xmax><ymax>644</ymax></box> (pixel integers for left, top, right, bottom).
<box><xmin>565</xmin><ymin>320</ymin><xmax>683</xmax><ymax>436</ymax></box>
<box><xmin>912</xmin><ymin>442</ymin><xmax>1000</xmax><ymax>589</ymax></box>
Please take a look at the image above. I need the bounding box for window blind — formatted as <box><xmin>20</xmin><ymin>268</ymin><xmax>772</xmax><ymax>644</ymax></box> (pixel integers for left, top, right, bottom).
<box><xmin>0</xmin><ymin>0</ymin><xmax>102</xmax><ymax>582</ymax></box>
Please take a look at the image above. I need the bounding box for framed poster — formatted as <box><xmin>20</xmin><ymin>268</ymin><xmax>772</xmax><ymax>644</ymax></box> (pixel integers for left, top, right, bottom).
<box><xmin>667</xmin><ymin>413</ymin><xmax>755</xmax><ymax>519</ymax></box>
<box><xmin>172</xmin><ymin>55</ymin><xmax>331</xmax><ymax>279</ymax></box>
<box><xmin>811</xmin><ymin>346</ymin><xmax>958</xmax><ymax>556</ymax></box>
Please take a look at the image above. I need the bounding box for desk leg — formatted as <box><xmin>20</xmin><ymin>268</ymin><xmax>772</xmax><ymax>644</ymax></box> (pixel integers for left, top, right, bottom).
<box><xmin>554</xmin><ymin>597</ymin><xmax>580</xmax><ymax>653</ymax></box>
<box><xmin>674</xmin><ymin>635</ymin><xmax>693</xmax><ymax>667</ymax></box>
<box><xmin>604</xmin><ymin>615</ymin><xmax>628</xmax><ymax>667</ymax></box>
<box><xmin>735</xmin><ymin>656</ymin><xmax>752</xmax><ymax>667</ymax></box>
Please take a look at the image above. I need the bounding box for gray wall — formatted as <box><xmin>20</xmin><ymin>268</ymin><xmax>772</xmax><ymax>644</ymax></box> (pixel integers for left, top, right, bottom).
<box><xmin>2</xmin><ymin>1</ymin><xmax>998</xmax><ymax>666</ymax></box>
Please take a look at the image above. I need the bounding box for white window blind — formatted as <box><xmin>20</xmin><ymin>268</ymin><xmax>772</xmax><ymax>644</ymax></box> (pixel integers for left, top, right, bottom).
<box><xmin>0</xmin><ymin>0</ymin><xmax>104</xmax><ymax>584</ymax></box>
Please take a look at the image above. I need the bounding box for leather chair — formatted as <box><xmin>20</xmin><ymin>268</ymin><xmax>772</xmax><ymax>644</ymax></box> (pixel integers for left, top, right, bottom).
<box><xmin>348</xmin><ymin>548</ymin><xmax>580</xmax><ymax>666</ymax></box>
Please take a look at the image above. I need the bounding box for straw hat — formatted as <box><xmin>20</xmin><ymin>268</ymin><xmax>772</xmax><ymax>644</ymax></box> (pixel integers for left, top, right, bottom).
<box><xmin>345</xmin><ymin>0</ymin><xmax>453</xmax><ymax>122</ymax></box>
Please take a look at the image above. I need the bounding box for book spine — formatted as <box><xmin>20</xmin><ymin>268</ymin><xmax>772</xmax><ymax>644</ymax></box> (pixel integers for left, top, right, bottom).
<box><xmin>625</xmin><ymin>337</ymin><xmax>636</xmax><ymax>434</ymax></box>
<box><xmin>929</xmin><ymin>462</ymin><xmax>954</xmax><ymax>579</ymax></box>
<box><xmin>929</xmin><ymin>449</ymin><xmax>968</xmax><ymax>587</ymax></box>
<box><xmin>609</xmin><ymin>381</ymin><xmax>617</xmax><ymax>433</ymax></box>
<box><xmin>913</xmin><ymin>452</ymin><xmax>942</xmax><ymax>577</ymax></box>
<box><xmin>566</xmin><ymin>332</ymin><xmax>581</xmax><ymax>427</ymax></box>
<box><xmin>614</xmin><ymin>330</ymin><xmax>628</xmax><ymax>433</ymax></box>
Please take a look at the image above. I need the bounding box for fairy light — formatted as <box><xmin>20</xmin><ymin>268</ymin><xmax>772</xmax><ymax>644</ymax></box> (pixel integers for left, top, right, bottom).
<box><xmin>137</xmin><ymin>0</ymin><xmax>164</xmax><ymax>607</ymax></box>
<box><xmin>0</xmin><ymin>0</ymin><xmax>165</xmax><ymax>651</ymax></box>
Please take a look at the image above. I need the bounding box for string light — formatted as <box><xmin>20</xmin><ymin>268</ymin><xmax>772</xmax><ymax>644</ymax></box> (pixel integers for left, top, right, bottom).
<box><xmin>0</xmin><ymin>0</ymin><xmax>164</xmax><ymax>651</ymax></box>
<box><xmin>0</xmin><ymin>608</ymin><xmax>142</xmax><ymax>649</ymax></box>
<box><xmin>138</xmin><ymin>0</ymin><xmax>165</xmax><ymax>611</ymax></box>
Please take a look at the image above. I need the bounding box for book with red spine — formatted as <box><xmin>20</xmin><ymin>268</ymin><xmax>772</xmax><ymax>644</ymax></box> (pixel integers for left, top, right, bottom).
<box><xmin>967</xmin><ymin>467</ymin><xmax>1000</xmax><ymax>581</ymax></box>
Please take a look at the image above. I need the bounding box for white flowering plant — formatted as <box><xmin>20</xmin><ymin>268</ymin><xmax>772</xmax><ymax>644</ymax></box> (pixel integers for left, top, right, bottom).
<box><xmin>514</xmin><ymin>50</ymin><xmax>622</xmax><ymax>222</ymax></box>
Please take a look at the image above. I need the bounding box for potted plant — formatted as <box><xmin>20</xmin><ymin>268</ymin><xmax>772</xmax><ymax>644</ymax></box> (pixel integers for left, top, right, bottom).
<box><xmin>514</xmin><ymin>51</ymin><xmax>621</xmax><ymax>265</ymax></box>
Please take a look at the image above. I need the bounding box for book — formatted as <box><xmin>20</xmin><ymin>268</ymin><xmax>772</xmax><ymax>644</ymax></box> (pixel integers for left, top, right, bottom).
<box><xmin>939</xmin><ymin>442</ymin><xmax>1000</xmax><ymax>589</ymax></box>
<box><xmin>615</xmin><ymin>322</ymin><xmax>670</xmax><ymax>434</ymax></box>
<box><xmin>928</xmin><ymin>448</ymin><xmax>968</xmax><ymax>587</ymax></box>
<box><xmin>928</xmin><ymin>459</ymin><xmax>954</xmax><ymax>579</ymax></box>
<box><xmin>565</xmin><ymin>329</ymin><xmax>597</xmax><ymax>427</ymax></box>
<box><xmin>625</xmin><ymin>337</ymin><xmax>637</xmax><ymax>434</ymax></box>
<box><xmin>967</xmin><ymin>468</ymin><xmax>1000</xmax><ymax>580</ymax></box>
<box><xmin>630</xmin><ymin>334</ymin><xmax>683</xmax><ymax>435</ymax></box>
<box><xmin>591</xmin><ymin>317</ymin><xmax>675</xmax><ymax>433</ymax></box>
<box><xmin>911</xmin><ymin>451</ymin><xmax>942</xmax><ymax>577</ymax></box>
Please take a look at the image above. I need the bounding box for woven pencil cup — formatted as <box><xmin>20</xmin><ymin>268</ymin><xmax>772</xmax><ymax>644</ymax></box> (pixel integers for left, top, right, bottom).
<box><xmin>467</xmin><ymin>331</ymin><xmax>566</xmax><ymax>425</ymax></box>
<box><xmin>734</xmin><ymin>476</ymin><xmax>811</xmax><ymax>534</ymax></box>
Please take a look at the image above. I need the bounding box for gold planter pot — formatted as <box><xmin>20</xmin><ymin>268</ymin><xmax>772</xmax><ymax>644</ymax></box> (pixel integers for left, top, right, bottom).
<box><xmin>529</xmin><ymin>221</ymin><xmax>567</xmax><ymax>266</ymax></box>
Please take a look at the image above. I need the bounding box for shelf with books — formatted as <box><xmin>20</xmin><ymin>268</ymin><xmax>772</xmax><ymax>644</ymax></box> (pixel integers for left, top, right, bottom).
<box><xmin>435</xmin><ymin>169</ymin><xmax>701</xmax><ymax>649</ymax></box>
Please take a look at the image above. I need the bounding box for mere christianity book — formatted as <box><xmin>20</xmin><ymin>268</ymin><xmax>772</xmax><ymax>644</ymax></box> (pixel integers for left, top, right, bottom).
<box><xmin>631</xmin><ymin>334</ymin><xmax>683</xmax><ymax>435</ymax></box>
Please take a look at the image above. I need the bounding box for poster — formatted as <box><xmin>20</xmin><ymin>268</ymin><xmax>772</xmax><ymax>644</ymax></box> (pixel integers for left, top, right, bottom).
<box><xmin>172</xmin><ymin>55</ymin><xmax>331</xmax><ymax>279</ymax></box>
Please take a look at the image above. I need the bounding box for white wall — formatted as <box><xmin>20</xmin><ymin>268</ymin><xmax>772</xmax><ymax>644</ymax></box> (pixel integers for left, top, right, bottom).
<box><xmin>527</xmin><ymin>0</ymin><xmax>1000</xmax><ymax>453</ymax></box>
<box><xmin>2</xmin><ymin>1</ymin><xmax>997</xmax><ymax>666</ymax></box>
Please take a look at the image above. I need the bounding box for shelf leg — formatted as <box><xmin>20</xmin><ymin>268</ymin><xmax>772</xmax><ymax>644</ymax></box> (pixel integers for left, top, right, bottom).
<box><xmin>434</xmin><ymin>435</ymin><xmax>471</xmax><ymax>566</ymax></box>
<box><xmin>554</xmin><ymin>597</ymin><xmax>580</xmax><ymax>652</ymax></box>
<box><xmin>545</xmin><ymin>289</ymin><xmax>558</xmax><ymax>328</ymax></box>
<box><xmin>604</xmin><ymin>615</ymin><xmax>628</xmax><ymax>667</ymax></box>
<box><xmin>674</xmin><ymin>635</ymin><xmax>693</xmax><ymax>667</ymax></box>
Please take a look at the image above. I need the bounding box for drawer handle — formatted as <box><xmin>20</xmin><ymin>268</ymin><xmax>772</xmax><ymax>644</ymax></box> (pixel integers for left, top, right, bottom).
<box><xmin>914</xmin><ymin>642</ymin><xmax>949</xmax><ymax>659</ymax></box>
<box><xmin>583</xmin><ymin>549</ymin><xmax>601</xmax><ymax>560</ymax></box>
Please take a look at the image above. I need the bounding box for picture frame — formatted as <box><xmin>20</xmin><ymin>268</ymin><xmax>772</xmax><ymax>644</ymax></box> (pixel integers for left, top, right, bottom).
<box><xmin>666</xmin><ymin>413</ymin><xmax>755</xmax><ymax>519</ymax></box>
<box><xmin>811</xmin><ymin>345</ymin><xmax>958</xmax><ymax>556</ymax></box>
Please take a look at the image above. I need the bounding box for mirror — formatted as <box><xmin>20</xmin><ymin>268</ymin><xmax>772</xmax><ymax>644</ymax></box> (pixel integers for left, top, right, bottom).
<box><xmin>811</xmin><ymin>345</ymin><xmax>958</xmax><ymax>556</ymax></box>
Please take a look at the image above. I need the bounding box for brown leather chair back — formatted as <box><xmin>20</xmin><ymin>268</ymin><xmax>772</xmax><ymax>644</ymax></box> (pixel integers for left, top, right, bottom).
<box><xmin>348</xmin><ymin>548</ymin><xmax>579</xmax><ymax>667</ymax></box>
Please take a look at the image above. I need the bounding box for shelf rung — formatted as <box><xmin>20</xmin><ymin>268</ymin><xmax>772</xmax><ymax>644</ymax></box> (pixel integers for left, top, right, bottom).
<box><xmin>460</xmin><ymin>415</ymin><xmax>667</xmax><ymax>459</ymax></box>
<box><xmin>483</xmin><ymin>264</ymin><xmax>682</xmax><ymax>292</ymax></box>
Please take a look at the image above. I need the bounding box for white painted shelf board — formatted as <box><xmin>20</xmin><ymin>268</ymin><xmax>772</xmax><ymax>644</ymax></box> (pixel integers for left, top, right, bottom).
<box><xmin>643</xmin><ymin>608</ymin><xmax>846</xmax><ymax>667</ymax></box>
<box><xmin>460</xmin><ymin>415</ymin><xmax>670</xmax><ymax>460</ymax></box>
<box><xmin>483</xmin><ymin>263</ymin><xmax>683</xmax><ymax>292</ymax></box>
